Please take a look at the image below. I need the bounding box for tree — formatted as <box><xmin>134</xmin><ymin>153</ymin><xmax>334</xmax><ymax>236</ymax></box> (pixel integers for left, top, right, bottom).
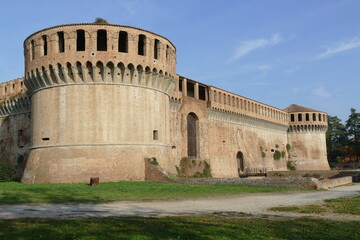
<box><xmin>326</xmin><ymin>115</ymin><xmax>347</xmax><ymax>162</ymax></box>
<box><xmin>345</xmin><ymin>108</ymin><xmax>360</xmax><ymax>161</ymax></box>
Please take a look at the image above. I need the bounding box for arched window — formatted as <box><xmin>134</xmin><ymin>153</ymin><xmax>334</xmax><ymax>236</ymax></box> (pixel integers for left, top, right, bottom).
<box><xmin>237</xmin><ymin>151</ymin><xmax>245</xmax><ymax>175</ymax></box>
<box><xmin>118</xmin><ymin>31</ymin><xmax>128</xmax><ymax>53</ymax></box>
<box><xmin>187</xmin><ymin>112</ymin><xmax>199</xmax><ymax>158</ymax></box>
<box><xmin>298</xmin><ymin>113</ymin><xmax>302</xmax><ymax>121</ymax></box>
<box><xmin>138</xmin><ymin>34</ymin><xmax>146</xmax><ymax>55</ymax></box>
<box><xmin>97</xmin><ymin>30</ymin><xmax>107</xmax><ymax>51</ymax></box>
<box><xmin>318</xmin><ymin>113</ymin><xmax>322</xmax><ymax>121</ymax></box>
<box><xmin>76</xmin><ymin>30</ymin><xmax>85</xmax><ymax>51</ymax></box>
<box><xmin>306</xmin><ymin>113</ymin><xmax>310</xmax><ymax>121</ymax></box>
<box><xmin>42</xmin><ymin>35</ymin><xmax>48</xmax><ymax>56</ymax></box>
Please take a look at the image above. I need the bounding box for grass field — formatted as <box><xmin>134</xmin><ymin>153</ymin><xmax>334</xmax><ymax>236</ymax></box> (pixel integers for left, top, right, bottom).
<box><xmin>270</xmin><ymin>195</ymin><xmax>360</xmax><ymax>215</ymax></box>
<box><xmin>0</xmin><ymin>216</ymin><xmax>358</xmax><ymax>240</ymax></box>
<box><xmin>0</xmin><ymin>181</ymin><xmax>303</xmax><ymax>204</ymax></box>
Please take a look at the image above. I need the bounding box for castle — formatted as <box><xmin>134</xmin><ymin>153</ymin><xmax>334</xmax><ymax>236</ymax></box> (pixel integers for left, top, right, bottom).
<box><xmin>0</xmin><ymin>23</ymin><xmax>330</xmax><ymax>183</ymax></box>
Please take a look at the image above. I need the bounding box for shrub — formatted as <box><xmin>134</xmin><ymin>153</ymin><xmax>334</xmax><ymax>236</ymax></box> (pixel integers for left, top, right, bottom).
<box><xmin>261</xmin><ymin>151</ymin><xmax>266</xmax><ymax>158</ymax></box>
<box><xmin>281</xmin><ymin>151</ymin><xmax>286</xmax><ymax>158</ymax></box>
<box><xmin>150</xmin><ymin>157</ymin><xmax>159</xmax><ymax>166</ymax></box>
<box><xmin>0</xmin><ymin>162</ymin><xmax>15</xmax><ymax>182</ymax></box>
<box><xmin>287</xmin><ymin>161</ymin><xmax>296</xmax><ymax>171</ymax></box>
<box><xmin>17</xmin><ymin>155</ymin><xmax>24</xmax><ymax>164</ymax></box>
<box><xmin>94</xmin><ymin>18</ymin><xmax>110</xmax><ymax>24</ymax></box>
<box><xmin>273</xmin><ymin>150</ymin><xmax>281</xmax><ymax>160</ymax></box>
<box><xmin>275</xmin><ymin>144</ymin><xmax>279</xmax><ymax>148</ymax></box>
<box><xmin>286</xmin><ymin>144</ymin><xmax>291</xmax><ymax>152</ymax></box>
<box><xmin>202</xmin><ymin>161</ymin><xmax>212</xmax><ymax>178</ymax></box>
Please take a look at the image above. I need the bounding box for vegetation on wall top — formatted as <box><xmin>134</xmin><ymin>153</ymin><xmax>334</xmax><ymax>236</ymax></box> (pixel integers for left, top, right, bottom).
<box><xmin>94</xmin><ymin>18</ymin><xmax>111</xmax><ymax>24</ymax></box>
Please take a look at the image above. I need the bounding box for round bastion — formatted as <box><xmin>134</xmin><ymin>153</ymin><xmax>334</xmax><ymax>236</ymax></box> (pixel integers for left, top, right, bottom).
<box><xmin>22</xmin><ymin>23</ymin><xmax>177</xmax><ymax>183</ymax></box>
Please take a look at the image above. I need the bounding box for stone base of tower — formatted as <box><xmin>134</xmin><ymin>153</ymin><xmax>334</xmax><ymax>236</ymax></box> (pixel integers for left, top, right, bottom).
<box><xmin>21</xmin><ymin>145</ymin><xmax>173</xmax><ymax>184</ymax></box>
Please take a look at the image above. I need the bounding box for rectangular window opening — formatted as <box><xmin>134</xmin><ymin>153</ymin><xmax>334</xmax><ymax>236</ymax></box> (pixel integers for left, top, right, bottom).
<box><xmin>179</xmin><ymin>79</ymin><xmax>183</xmax><ymax>92</ymax></box>
<box><xmin>42</xmin><ymin>35</ymin><xmax>48</xmax><ymax>56</ymax></box>
<box><xmin>187</xmin><ymin>82</ymin><xmax>195</xmax><ymax>98</ymax></box>
<box><xmin>118</xmin><ymin>31</ymin><xmax>128</xmax><ymax>53</ymax></box>
<box><xmin>138</xmin><ymin>34</ymin><xmax>146</xmax><ymax>56</ymax></box>
<box><xmin>31</xmin><ymin>40</ymin><xmax>35</xmax><ymax>60</ymax></box>
<box><xmin>97</xmin><ymin>30</ymin><xmax>107</xmax><ymax>51</ymax></box>
<box><xmin>153</xmin><ymin>130</ymin><xmax>158</xmax><ymax>140</ymax></box>
<box><xmin>291</xmin><ymin>114</ymin><xmax>295</xmax><ymax>122</ymax></box>
<box><xmin>298</xmin><ymin>114</ymin><xmax>302</xmax><ymax>121</ymax></box>
<box><xmin>41</xmin><ymin>137</ymin><xmax>50</xmax><ymax>141</ymax></box>
<box><xmin>154</xmin><ymin>39</ymin><xmax>160</xmax><ymax>59</ymax></box>
<box><xmin>76</xmin><ymin>30</ymin><xmax>86</xmax><ymax>51</ymax></box>
<box><xmin>199</xmin><ymin>85</ymin><xmax>206</xmax><ymax>100</ymax></box>
<box><xmin>57</xmin><ymin>31</ymin><xmax>65</xmax><ymax>53</ymax></box>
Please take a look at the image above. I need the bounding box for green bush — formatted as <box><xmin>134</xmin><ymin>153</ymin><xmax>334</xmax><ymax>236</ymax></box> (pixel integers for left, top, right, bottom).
<box><xmin>94</xmin><ymin>18</ymin><xmax>110</xmax><ymax>24</ymax></box>
<box><xmin>0</xmin><ymin>162</ymin><xmax>15</xmax><ymax>182</ymax></box>
<box><xmin>261</xmin><ymin>151</ymin><xmax>266</xmax><ymax>158</ymax></box>
<box><xmin>150</xmin><ymin>157</ymin><xmax>159</xmax><ymax>166</ymax></box>
<box><xmin>286</xmin><ymin>144</ymin><xmax>291</xmax><ymax>152</ymax></box>
<box><xmin>287</xmin><ymin>161</ymin><xmax>296</xmax><ymax>171</ymax></box>
<box><xmin>275</xmin><ymin>144</ymin><xmax>279</xmax><ymax>148</ymax></box>
<box><xmin>273</xmin><ymin>150</ymin><xmax>281</xmax><ymax>160</ymax></box>
<box><xmin>202</xmin><ymin>161</ymin><xmax>212</xmax><ymax>178</ymax></box>
<box><xmin>281</xmin><ymin>151</ymin><xmax>286</xmax><ymax>158</ymax></box>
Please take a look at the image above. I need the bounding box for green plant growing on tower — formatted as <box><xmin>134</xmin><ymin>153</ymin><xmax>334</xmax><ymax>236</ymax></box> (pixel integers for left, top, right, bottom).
<box><xmin>94</xmin><ymin>18</ymin><xmax>111</xmax><ymax>24</ymax></box>
<box><xmin>273</xmin><ymin>150</ymin><xmax>281</xmax><ymax>160</ymax></box>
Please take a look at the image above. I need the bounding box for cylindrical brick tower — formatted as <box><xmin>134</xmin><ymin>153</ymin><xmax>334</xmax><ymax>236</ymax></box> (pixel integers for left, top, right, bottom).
<box><xmin>285</xmin><ymin>104</ymin><xmax>330</xmax><ymax>170</ymax></box>
<box><xmin>21</xmin><ymin>23</ymin><xmax>176</xmax><ymax>183</ymax></box>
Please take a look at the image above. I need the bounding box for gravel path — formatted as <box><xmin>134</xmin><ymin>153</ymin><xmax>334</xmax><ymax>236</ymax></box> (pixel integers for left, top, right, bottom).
<box><xmin>0</xmin><ymin>184</ymin><xmax>359</xmax><ymax>220</ymax></box>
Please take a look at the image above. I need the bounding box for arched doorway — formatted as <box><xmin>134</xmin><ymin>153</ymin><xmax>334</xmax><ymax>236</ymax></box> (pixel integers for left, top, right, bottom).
<box><xmin>187</xmin><ymin>112</ymin><xmax>199</xmax><ymax>158</ymax></box>
<box><xmin>237</xmin><ymin>151</ymin><xmax>245</xmax><ymax>176</ymax></box>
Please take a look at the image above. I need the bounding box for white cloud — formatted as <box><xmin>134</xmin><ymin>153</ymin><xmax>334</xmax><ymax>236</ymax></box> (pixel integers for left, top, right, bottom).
<box><xmin>284</xmin><ymin>66</ymin><xmax>301</xmax><ymax>73</ymax></box>
<box><xmin>317</xmin><ymin>37</ymin><xmax>360</xmax><ymax>59</ymax></box>
<box><xmin>313</xmin><ymin>86</ymin><xmax>331</xmax><ymax>98</ymax></box>
<box><xmin>229</xmin><ymin>33</ymin><xmax>282</xmax><ymax>61</ymax></box>
<box><xmin>258</xmin><ymin>64</ymin><xmax>271</xmax><ymax>71</ymax></box>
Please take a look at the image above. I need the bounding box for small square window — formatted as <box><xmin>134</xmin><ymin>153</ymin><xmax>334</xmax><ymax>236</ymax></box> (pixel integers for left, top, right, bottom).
<box><xmin>153</xmin><ymin>130</ymin><xmax>158</xmax><ymax>140</ymax></box>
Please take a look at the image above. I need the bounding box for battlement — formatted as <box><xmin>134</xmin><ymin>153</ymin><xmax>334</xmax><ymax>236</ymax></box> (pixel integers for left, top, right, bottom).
<box><xmin>171</xmin><ymin>76</ymin><xmax>289</xmax><ymax>126</ymax></box>
<box><xmin>285</xmin><ymin>104</ymin><xmax>327</xmax><ymax>132</ymax></box>
<box><xmin>0</xmin><ymin>94</ymin><xmax>30</xmax><ymax>116</ymax></box>
<box><xmin>24</xmin><ymin>23</ymin><xmax>176</xmax><ymax>79</ymax></box>
<box><xmin>0</xmin><ymin>78</ymin><xmax>27</xmax><ymax>101</ymax></box>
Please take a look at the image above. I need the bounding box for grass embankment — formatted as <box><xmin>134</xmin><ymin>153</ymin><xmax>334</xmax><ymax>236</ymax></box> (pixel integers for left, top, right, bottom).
<box><xmin>270</xmin><ymin>195</ymin><xmax>360</xmax><ymax>215</ymax></box>
<box><xmin>0</xmin><ymin>216</ymin><xmax>359</xmax><ymax>240</ymax></box>
<box><xmin>0</xmin><ymin>181</ymin><xmax>302</xmax><ymax>204</ymax></box>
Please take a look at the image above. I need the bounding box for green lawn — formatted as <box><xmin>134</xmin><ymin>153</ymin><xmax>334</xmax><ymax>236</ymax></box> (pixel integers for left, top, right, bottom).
<box><xmin>0</xmin><ymin>216</ymin><xmax>359</xmax><ymax>240</ymax></box>
<box><xmin>0</xmin><ymin>181</ymin><xmax>303</xmax><ymax>204</ymax></box>
<box><xmin>270</xmin><ymin>195</ymin><xmax>360</xmax><ymax>215</ymax></box>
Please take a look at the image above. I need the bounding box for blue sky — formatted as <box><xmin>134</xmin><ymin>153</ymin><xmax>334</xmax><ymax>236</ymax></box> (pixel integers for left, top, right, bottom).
<box><xmin>0</xmin><ymin>0</ymin><xmax>359</xmax><ymax>122</ymax></box>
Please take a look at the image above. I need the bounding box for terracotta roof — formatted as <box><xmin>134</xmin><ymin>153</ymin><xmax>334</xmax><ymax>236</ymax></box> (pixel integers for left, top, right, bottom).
<box><xmin>283</xmin><ymin>104</ymin><xmax>321</xmax><ymax>113</ymax></box>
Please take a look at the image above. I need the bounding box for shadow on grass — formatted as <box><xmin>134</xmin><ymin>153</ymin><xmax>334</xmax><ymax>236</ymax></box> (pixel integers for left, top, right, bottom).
<box><xmin>0</xmin><ymin>216</ymin><xmax>359</xmax><ymax>240</ymax></box>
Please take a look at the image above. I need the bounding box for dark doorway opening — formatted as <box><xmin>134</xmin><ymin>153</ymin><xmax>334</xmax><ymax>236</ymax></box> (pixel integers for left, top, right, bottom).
<box><xmin>237</xmin><ymin>151</ymin><xmax>245</xmax><ymax>176</ymax></box>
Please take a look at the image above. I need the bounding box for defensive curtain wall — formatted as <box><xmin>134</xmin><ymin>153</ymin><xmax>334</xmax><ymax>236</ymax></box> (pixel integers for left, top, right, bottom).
<box><xmin>0</xmin><ymin>23</ymin><xmax>330</xmax><ymax>183</ymax></box>
<box><xmin>169</xmin><ymin>77</ymin><xmax>329</xmax><ymax>178</ymax></box>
